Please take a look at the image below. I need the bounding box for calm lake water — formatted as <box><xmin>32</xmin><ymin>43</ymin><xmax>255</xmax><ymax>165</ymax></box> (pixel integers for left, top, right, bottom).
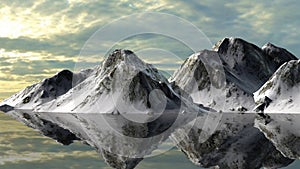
<box><xmin>0</xmin><ymin>113</ymin><xmax>299</xmax><ymax>169</ymax></box>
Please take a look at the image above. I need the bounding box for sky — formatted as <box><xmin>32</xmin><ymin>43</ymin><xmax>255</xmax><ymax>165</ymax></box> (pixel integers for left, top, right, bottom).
<box><xmin>1</xmin><ymin>0</ymin><xmax>300</xmax><ymax>101</ymax></box>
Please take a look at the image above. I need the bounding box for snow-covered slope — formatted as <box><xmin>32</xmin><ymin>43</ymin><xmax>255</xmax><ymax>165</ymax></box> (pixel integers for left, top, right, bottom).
<box><xmin>170</xmin><ymin>37</ymin><xmax>298</xmax><ymax>169</ymax></box>
<box><xmin>254</xmin><ymin>60</ymin><xmax>300</xmax><ymax>113</ymax></box>
<box><xmin>37</xmin><ymin>49</ymin><xmax>186</xmax><ymax>114</ymax></box>
<box><xmin>216</xmin><ymin>38</ymin><xmax>296</xmax><ymax>94</ymax></box>
<box><xmin>0</xmin><ymin>68</ymin><xmax>93</xmax><ymax>110</ymax></box>
<box><xmin>170</xmin><ymin>37</ymin><xmax>297</xmax><ymax>112</ymax></box>
<box><xmin>0</xmin><ymin>68</ymin><xmax>93</xmax><ymax>145</ymax></box>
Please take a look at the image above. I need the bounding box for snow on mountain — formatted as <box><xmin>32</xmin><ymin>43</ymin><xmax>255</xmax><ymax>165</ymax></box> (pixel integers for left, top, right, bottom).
<box><xmin>37</xmin><ymin>49</ymin><xmax>192</xmax><ymax>114</ymax></box>
<box><xmin>0</xmin><ymin>68</ymin><xmax>94</xmax><ymax>144</ymax></box>
<box><xmin>0</xmin><ymin>49</ymin><xmax>204</xmax><ymax>169</ymax></box>
<box><xmin>170</xmin><ymin>37</ymin><xmax>297</xmax><ymax>169</ymax></box>
<box><xmin>169</xmin><ymin>50</ymin><xmax>229</xmax><ymax>111</ymax></box>
<box><xmin>0</xmin><ymin>68</ymin><xmax>93</xmax><ymax>144</ymax></box>
<box><xmin>262</xmin><ymin>42</ymin><xmax>297</xmax><ymax>66</ymax></box>
<box><xmin>216</xmin><ymin>38</ymin><xmax>296</xmax><ymax>93</ymax></box>
<box><xmin>254</xmin><ymin>60</ymin><xmax>300</xmax><ymax>113</ymax></box>
<box><xmin>0</xmin><ymin>68</ymin><xmax>93</xmax><ymax>110</ymax></box>
<box><xmin>170</xmin><ymin>37</ymin><xmax>297</xmax><ymax>112</ymax></box>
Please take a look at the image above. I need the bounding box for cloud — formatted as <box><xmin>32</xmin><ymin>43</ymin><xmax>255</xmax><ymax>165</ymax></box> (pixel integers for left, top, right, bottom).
<box><xmin>0</xmin><ymin>49</ymin><xmax>77</xmax><ymax>99</ymax></box>
<box><xmin>0</xmin><ymin>0</ymin><xmax>100</xmax><ymax>39</ymax></box>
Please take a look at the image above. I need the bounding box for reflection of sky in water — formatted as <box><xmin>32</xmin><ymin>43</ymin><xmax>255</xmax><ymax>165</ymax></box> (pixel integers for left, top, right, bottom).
<box><xmin>0</xmin><ymin>113</ymin><xmax>199</xmax><ymax>169</ymax></box>
<box><xmin>0</xmin><ymin>112</ymin><xmax>299</xmax><ymax>169</ymax></box>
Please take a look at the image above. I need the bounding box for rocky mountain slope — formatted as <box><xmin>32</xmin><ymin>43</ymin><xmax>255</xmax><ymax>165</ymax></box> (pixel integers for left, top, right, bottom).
<box><xmin>254</xmin><ymin>60</ymin><xmax>300</xmax><ymax>113</ymax></box>
<box><xmin>36</xmin><ymin>49</ymin><xmax>196</xmax><ymax>114</ymax></box>
<box><xmin>170</xmin><ymin>37</ymin><xmax>297</xmax><ymax>112</ymax></box>
<box><xmin>0</xmin><ymin>68</ymin><xmax>93</xmax><ymax>109</ymax></box>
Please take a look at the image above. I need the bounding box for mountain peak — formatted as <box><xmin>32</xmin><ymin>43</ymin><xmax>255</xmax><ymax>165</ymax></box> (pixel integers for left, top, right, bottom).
<box><xmin>262</xmin><ymin>42</ymin><xmax>297</xmax><ymax>64</ymax></box>
<box><xmin>212</xmin><ymin>37</ymin><xmax>252</xmax><ymax>52</ymax></box>
<box><xmin>254</xmin><ymin>60</ymin><xmax>300</xmax><ymax>113</ymax></box>
<box><xmin>102</xmin><ymin>49</ymin><xmax>145</xmax><ymax>69</ymax></box>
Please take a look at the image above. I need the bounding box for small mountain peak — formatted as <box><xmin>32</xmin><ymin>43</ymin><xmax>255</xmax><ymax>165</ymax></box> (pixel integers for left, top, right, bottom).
<box><xmin>262</xmin><ymin>42</ymin><xmax>275</xmax><ymax>49</ymax></box>
<box><xmin>55</xmin><ymin>69</ymin><xmax>73</xmax><ymax>81</ymax></box>
<box><xmin>276</xmin><ymin>60</ymin><xmax>300</xmax><ymax>87</ymax></box>
<box><xmin>0</xmin><ymin>104</ymin><xmax>14</xmax><ymax>112</ymax></box>
<box><xmin>212</xmin><ymin>37</ymin><xmax>250</xmax><ymax>52</ymax></box>
<box><xmin>191</xmin><ymin>49</ymin><xmax>216</xmax><ymax>60</ymax></box>
<box><xmin>261</xmin><ymin>42</ymin><xmax>297</xmax><ymax>63</ymax></box>
<box><xmin>102</xmin><ymin>49</ymin><xmax>145</xmax><ymax>70</ymax></box>
<box><xmin>57</xmin><ymin>69</ymin><xmax>73</xmax><ymax>76</ymax></box>
<box><xmin>262</xmin><ymin>42</ymin><xmax>286</xmax><ymax>52</ymax></box>
<box><xmin>102</xmin><ymin>49</ymin><xmax>124</xmax><ymax>68</ymax></box>
<box><xmin>212</xmin><ymin>37</ymin><xmax>229</xmax><ymax>51</ymax></box>
<box><xmin>123</xmin><ymin>49</ymin><xmax>134</xmax><ymax>55</ymax></box>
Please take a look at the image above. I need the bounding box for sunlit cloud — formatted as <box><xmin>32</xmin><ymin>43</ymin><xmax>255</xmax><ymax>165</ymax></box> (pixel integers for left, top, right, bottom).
<box><xmin>0</xmin><ymin>1</ymin><xmax>102</xmax><ymax>39</ymax></box>
<box><xmin>0</xmin><ymin>49</ymin><xmax>77</xmax><ymax>100</ymax></box>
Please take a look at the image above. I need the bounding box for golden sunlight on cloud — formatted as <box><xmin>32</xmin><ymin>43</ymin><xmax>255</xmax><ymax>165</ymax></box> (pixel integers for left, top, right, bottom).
<box><xmin>0</xmin><ymin>2</ymin><xmax>101</xmax><ymax>39</ymax></box>
<box><xmin>0</xmin><ymin>49</ymin><xmax>76</xmax><ymax>62</ymax></box>
<box><xmin>0</xmin><ymin>80</ymin><xmax>29</xmax><ymax>101</ymax></box>
<box><xmin>0</xmin><ymin>49</ymin><xmax>77</xmax><ymax>101</ymax></box>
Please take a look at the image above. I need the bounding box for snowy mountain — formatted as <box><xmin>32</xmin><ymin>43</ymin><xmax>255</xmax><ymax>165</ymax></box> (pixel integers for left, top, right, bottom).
<box><xmin>254</xmin><ymin>60</ymin><xmax>300</xmax><ymax>113</ymax></box>
<box><xmin>0</xmin><ymin>68</ymin><xmax>93</xmax><ymax>110</ymax></box>
<box><xmin>170</xmin><ymin>37</ymin><xmax>297</xmax><ymax>112</ymax></box>
<box><xmin>169</xmin><ymin>38</ymin><xmax>298</xmax><ymax>169</ymax></box>
<box><xmin>36</xmin><ymin>49</ymin><xmax>192</xmax><ymax>114</ymax></box>
<box><xmin>0</xmin><ymin>68</ymin><xmax>93</xmax><ymax>144</ymax></box>
<box><xmin>0</xmin><ymin>49</ymin><xmax>203</xmax><ymax>169</ymax></box>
